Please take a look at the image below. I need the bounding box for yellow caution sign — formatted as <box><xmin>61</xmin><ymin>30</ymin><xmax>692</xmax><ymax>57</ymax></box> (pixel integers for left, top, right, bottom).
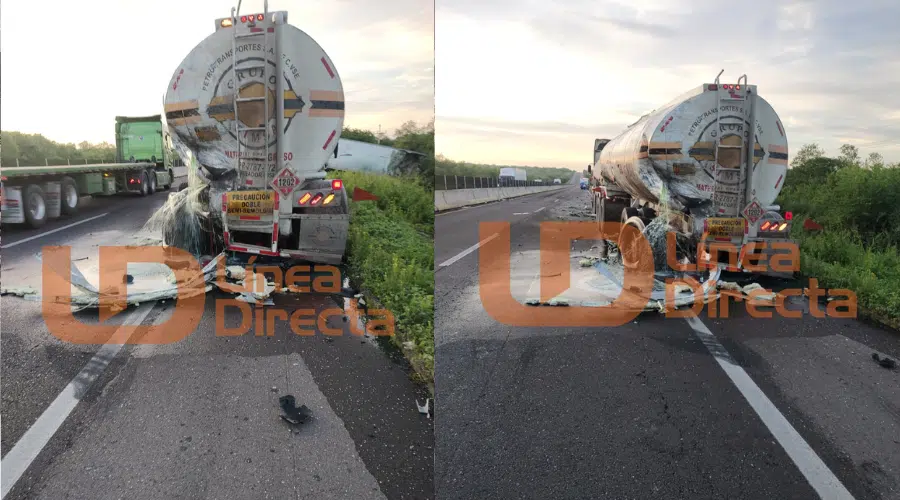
<box><xmin>225</xmin><ymin>190</ymin><xmax>275</xmax><ymax>216</ymax></box>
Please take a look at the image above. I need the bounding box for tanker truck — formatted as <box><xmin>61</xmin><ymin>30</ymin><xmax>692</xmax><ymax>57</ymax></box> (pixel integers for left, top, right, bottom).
<box><xmin>588</xmin><ymin>71</ymin><xmax>794</xmax><ymax>277</ymax></box>
<box><xmin>160</xmin><ymin>0</ymin><xmax>349</xmax><ymax>264</ymax></box>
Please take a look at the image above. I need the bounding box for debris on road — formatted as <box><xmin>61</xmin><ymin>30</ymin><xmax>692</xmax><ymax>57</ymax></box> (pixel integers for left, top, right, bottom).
<box><xmin>0</xmin><ymin>286</ymin><xmax>38</xmax><ymax>297</ymax></box>
<box><xmin>416</xmin><ymin>398</ymin><xmax>431</xmax><ymax>419</ymax></box>
<box><xmin>872</xmin><ymin>353</ymin><xmax>897</xmax><ymax>370</ymax></box>
<box><xmin>278</xmin><ymin>395</ymin><xmax>312</xmax><ymax>426</ymax></box>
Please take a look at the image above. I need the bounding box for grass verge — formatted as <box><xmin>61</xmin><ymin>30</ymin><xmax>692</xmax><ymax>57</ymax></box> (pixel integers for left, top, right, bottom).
<box><xmin>793</xmin><ymin>222</ymin><xmax>900</xmax><ymax>331</ymax></box>
<box><xmin>328</xmin><ymin>170</ymin><xmax>435</xmax><ymax>386</ymax></box>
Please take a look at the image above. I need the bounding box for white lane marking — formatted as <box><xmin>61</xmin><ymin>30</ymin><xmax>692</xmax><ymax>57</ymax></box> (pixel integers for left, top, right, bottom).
<box><xmin>1</xmin><ymin>213</ymin><xmax>109</xmax><ymax>249</ymax></box>
<box><xmin>683</xmin><ymin>315</ymin><xmax>855</xmax><ymax>500</ymax></box>
<box><xmin>0</xmin><ymin>303</ymin><xmax>155</xmax><ymax>499</ymax></box>
<box><xmin>513</xmin><ymin>212</ymin><xmax>530</xmax><ymax>215</ymax></box>
<box><xmin>534</xmin><ymin>207</ymin><xmax>546</xmax><ymax>213</ymax></box>
<box><xmin>438</xmin><ymin>233</ymin><xmax>499</xmax><ymax>268</ymax></box>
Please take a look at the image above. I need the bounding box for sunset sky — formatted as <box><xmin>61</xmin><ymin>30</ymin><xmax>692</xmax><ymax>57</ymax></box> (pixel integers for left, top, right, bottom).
<box><xmin>435</xmin><ymin>0</ymin><xmax>900</xmax><ymax>169</ymax></box>
<box><xmin>1</xmin><ymin>0</ymin><xmax>433</xmax><ymax>145</ymax></box>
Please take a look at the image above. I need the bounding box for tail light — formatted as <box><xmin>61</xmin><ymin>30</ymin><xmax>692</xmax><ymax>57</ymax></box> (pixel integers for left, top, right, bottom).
<box><xmin>778</xmin><ymin>222</ymin><xmax>788</xmax><ymax>231</ymax></box>
<box><xmin>310</xmin><ymin>193</ymin><xmax>323</xmax><ymax>205</ymax></box>
<box><xmin>760</xmin><ymin>221</ymin><xmax>771</xmax><ymax>230</ymax></box>
<box><xmin>331</xmin><ymin>179</ymin><xmax>343</xmax><ymax>190</ymax></box>
<box><xmin>298</xmin><ymin>192</ymin><xmax>311</xmax><ymax>205</ymax></box>
<box><xmin>257</xmin><ymin>14</ymin><xmax>264</xmax><ymax>21</ymax></box>
<box><xmin>221</xmin><ymin>18</ymin><xmax>233</xmax><ymax>27</ymax></box>
<box><xmin>323</xmin><ymin>193</ymin><xmax>335</xmax><ymax>205</ymax></box>
<box><xmin>240</xmin><ymin>15</ymin><xmax>247</xmax><ymax>22</ymax></box>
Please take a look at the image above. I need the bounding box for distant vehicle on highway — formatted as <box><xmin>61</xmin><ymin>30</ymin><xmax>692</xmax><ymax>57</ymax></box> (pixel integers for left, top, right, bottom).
<box><xmin>553</xmin><ymin>178</ymin><xmax>562</xmax><ymax>184</ymax></box>
<box><xmin>1</xmin><ymin>115</ymin><xmax>177</xmax><ymax>229</ymax></box>
<box><xmin>579</xmin><ymin>177</ymin><xmax>589</xmax><ymax>189</ymax></box>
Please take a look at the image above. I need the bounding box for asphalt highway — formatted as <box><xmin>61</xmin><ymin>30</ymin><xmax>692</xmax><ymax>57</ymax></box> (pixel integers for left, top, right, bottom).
<box><xmin>434</xmin><ymin>182</ymin><xmax>900</xmax><ymax>500</ymax></box>
<box><xmin>1</xmin><ymin>185</ymin><xmax>434</xmax><ymax>500</ymax></box>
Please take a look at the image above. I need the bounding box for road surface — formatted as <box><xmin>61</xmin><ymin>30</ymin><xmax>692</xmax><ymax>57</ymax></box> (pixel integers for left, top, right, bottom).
<box><xmin>1</xmin><ymin>186</ymin><xmax>434</xmax><ymax>500</ymax></box>
<box><xmin>435</xmin><ymin>182</ymin><xmax>900</xmax><ymax>500</ymax></box>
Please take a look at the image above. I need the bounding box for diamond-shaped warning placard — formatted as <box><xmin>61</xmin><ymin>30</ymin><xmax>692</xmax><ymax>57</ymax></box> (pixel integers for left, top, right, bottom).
<box><xmin>741</xmin><ymin>198</ymin><xmax>765</xmax><ymax>224</ymax></box>
<box><xmin>271</xmin><ymin>165</ymin><xmax>300</xmax><ymax>197</ymax></box>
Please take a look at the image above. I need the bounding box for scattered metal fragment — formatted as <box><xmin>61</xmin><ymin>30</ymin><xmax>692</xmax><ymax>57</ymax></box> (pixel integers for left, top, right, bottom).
<box><xmin>279</xmin><ymin>395</ymin><xmax>312</xmax><ymax>426</ymax></box>
<box><xmin>0</xmin><ymin>286</ymin><xmax>38</xmax><ymax>297</ymax></box>
<box><xmin>416</xmin><ymin>398</ymin><xmax>431</xmax><ymax>419</ymax></box>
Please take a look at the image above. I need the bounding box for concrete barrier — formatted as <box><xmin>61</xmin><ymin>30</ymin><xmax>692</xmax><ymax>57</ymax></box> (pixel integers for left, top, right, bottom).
<box><xmin>435</xmin><ymin>184</ymin><xmax>568</xmax><ymax>211</ymax></box>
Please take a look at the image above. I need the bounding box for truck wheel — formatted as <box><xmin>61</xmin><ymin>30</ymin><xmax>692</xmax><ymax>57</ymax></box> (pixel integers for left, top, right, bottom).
<box><xmin>147</xmin><ymin>170</ymin><xmax>157</xmax><ymax>195</ymax></box>
<box><xmin>24</xmin><ymin>184</ymin><xmax>48</xmax><ymax>229</ymax></box>
<box><xmin>60</xmin><ymin>177</ymin><xmax>80</xmax><ymax>215</ymax></box>
<box><xmin>139</xmin><ymin>171</ymin><xmax>150</xmax><ymax>196</ymax></box>
<box><xmin>619</xmin><ymin>216</ymin><xmax>647</xmax><ymax>271</ymax></box>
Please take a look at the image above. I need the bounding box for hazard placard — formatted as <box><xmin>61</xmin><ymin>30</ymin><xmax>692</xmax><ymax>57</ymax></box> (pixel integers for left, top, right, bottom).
<box><xmin>271</xmin><ymin>166</ymin><xmax>300</xmax><ymax>197</ymax></box>
<box><xmin>741</xmin><ymin>198</ymin><xmax>765</xmax><ymax>224</ymax></box>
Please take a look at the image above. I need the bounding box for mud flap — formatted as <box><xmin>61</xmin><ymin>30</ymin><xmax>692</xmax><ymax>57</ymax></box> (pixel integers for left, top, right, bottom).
<box><xmin>291</xmin><ymin>214</ymin><xmax>350</xmax><ymax>264</ymax></box>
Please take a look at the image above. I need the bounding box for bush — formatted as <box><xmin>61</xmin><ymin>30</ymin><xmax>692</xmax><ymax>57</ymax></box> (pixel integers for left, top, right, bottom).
<box><xmin>779</xmin><ymin>147</ymin><xmax>900</xmax><ymax>328</ymax></box>
<box><xmin>328</xmin><ymin>170</ymin><xmax>434</xmax><ymax>381</ymax></box>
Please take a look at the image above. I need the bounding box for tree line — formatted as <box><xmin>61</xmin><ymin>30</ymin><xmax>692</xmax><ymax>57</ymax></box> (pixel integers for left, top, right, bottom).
<box><xmin>1</xmin><ymin>120</ymin><xmax>435</xmax><ymax>188</ymax></box>
<box><xmin>434</xmin><ymin>155</ymin><xmax>575</xmax><ymax>184</ymax></box>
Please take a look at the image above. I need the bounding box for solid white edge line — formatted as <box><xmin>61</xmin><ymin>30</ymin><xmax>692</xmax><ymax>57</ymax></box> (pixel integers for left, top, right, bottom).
<box><xmin>534</xmin><ymin>207</ymin><xmax>546</xmax><ymax>213</ymax></box>
<box><xmin>0</xmin><ymin>302</ymin><xmax>156</xmax><ymax>499</ymax></box>
<box><xmin>683</xmin><ymin>315</ymin><xmax>856</xmax><ymax>500</ymax></box>
<box><xmin>438</xmin><ymin>233</ymin><xmax>499</xmax><ymax>268</ymax></box>
<box><xmin>1</xmin><ymin>213</ymin><xmax>109</xmax><ymax>249</ymax></box>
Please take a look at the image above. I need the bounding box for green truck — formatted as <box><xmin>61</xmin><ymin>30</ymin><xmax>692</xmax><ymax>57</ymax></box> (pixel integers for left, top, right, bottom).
<box><xmin>1</xmin><ymin>116</ymin><xmax>178</xmax><ymax>228</ymax></box>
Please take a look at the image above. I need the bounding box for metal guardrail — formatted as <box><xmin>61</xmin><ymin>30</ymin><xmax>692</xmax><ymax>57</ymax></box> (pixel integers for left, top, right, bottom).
<box><xmin>1</xmin><ymin>157</ymin><xmax>187</xmax><ymax>168</ymax></box>
<box><xmin>436</xmin><ymin>175</ymin><xmax>552</xmax><ymax>190</ymax></box>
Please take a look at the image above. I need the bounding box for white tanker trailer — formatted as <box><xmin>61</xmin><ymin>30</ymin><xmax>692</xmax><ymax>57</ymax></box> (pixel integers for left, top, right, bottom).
<box><xmin>160</xmin><ymin>0</ymin><xmax>349</xmax><ymax>264</ymax></box>
<box><xmin>589</xmin><ymin>71</ymin><xmax>795</xmax><ymax>277</ymax></box>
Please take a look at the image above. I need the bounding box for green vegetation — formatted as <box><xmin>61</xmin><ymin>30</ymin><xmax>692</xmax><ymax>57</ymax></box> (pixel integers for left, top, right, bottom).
<box><xmin>1</xmin><ymin>131</ymin><xmax>115</xmax><ymax>166</ymax></box>
<box><xmin>778</xmin><ymin>143</ymin><xmax>900</xmax><ymax>329</ymax></box>
<box><xmin>328</xmin><ymin>170</ymin><xmax>435</xmax><ymax>383</ymax></box>
<box><xmin>435</xmin><ymin>155</ymin><xmax>575</xmax><ymax>184</ymax></box>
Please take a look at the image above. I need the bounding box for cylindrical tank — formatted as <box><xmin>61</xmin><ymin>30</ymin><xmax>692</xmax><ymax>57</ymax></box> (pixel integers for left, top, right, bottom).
<box><xmin>163</xmin><ymin>11</ymin><xmax>344</xmax><ymax>192</ymax></box>
<box><xmin>594</xmin><ymin>85</ymin><xmax>788</xmax><ymax>213</ymax></box>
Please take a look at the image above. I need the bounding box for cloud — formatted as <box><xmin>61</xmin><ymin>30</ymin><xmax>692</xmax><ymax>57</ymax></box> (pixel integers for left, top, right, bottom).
<box><xmin>0</xmin><ymin>0</ymin><xmax>432</xmax><ymax>145</ymax></box>
<box><xmin>437</xmin><ymin>0</ymin><xmax>900</xmax><ymax>165</ymax></box>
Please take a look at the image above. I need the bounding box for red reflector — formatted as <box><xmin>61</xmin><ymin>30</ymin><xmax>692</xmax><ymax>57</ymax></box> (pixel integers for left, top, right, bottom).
<box><xmin>241</xmin><ymin>15</ymin><xmax>247</xmax><ymax>22</ymax></box>
<box><xmin>761</xmin><ymin>222</ymin><xmax>771</xmax><ymax>230</ymax></box>
<box><xmin>257</xmin><ymin>13</ymin><xmax>264</xmax><ymax>21</ymax></box>
<box><xmin>310</xmin><ymin>193</ymin><xmax>323</xmax><ymax>205</ymax></box>
<box><xmin>331</xmin><ymin>179</ymin><xmax>343</xmax><ymax>190</ymax></box>
<box><xmin>707</xmin><ymin>84</ymin><xmax>717</xmax><ymax>91</ymax></box>
<box><xmin>736</xmin><ymin>85</ymin><xmax>741</xmax><ymax>90</ymax></box>
<box><xmin>785</xmin><ymin>211</ymin><xmax>793</xmax><ymax>221</ymax></box>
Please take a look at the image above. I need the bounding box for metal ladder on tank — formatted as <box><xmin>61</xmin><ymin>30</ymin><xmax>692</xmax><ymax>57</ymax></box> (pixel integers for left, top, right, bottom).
<box><xmin>231</xmin><ymin>0</ymin><xmax>272</xmax><ymax>189</ymax></box>
<box><xmin>712</xmin><ymin>70</ymin><xmax>757</xmax><ymax>217</ymax></box>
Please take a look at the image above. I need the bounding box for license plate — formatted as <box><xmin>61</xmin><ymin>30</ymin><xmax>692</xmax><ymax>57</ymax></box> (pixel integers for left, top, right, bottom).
<box><xmin>226</xmin><ymin>190</ymin><xmax>275</xmax><ymax>216</ymax></box>
<box><xmin>707</xmin><ymin>218</ymin><xmax>744</xmax><ymax>238</ymax></box>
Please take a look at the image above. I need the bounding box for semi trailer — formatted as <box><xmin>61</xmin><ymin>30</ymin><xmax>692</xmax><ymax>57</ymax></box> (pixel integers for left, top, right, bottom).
<box><xmin>589</xmin><ymin>71</ymin><xmax>794</xmax><ymax>277</ymax></box>
<box><xmin>160</xmin><ymin>0</ymin><xmax>350</xmax><ymax>265</ymax></box>
<box><xmin>1</xmin><ymin>118</ymin><xmax>177</xmax><ymax>229</ymax></box>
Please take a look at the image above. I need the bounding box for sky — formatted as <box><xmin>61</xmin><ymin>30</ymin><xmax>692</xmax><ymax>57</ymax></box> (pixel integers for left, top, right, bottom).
<box><xmin>435</xmin><ymin>0</ymin><xmax>900</xmax><ymax>169</ymax></box>
<box><xmin>0</xmin><ymin>0</ymin><xmax>433</xmax><ymax>145</ymax></box>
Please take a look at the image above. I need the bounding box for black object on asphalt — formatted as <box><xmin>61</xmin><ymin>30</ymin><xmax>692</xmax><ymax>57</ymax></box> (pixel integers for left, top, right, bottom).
<box><xmin>279</xmin><ymin>395</ymin><xmax>311</xmax><ymax>425</ymax></box>
<box><xmin>872</xmin><ymin>353</ymin><xmax>897</xmax><ymax>369</ymax></box>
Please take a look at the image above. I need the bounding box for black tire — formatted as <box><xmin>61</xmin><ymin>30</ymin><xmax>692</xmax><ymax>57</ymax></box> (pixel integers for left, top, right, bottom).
<box><xmin>619</xmin><ymin>216</ymin><xmax>647</xmax><ymax>271</ymax></box>
<box><xmin>23</xmin><ymin>184</ymin><xmax>48</xmax><ymax>229</ymax></box>
<box><xmin>139</xmin><ymin>171</ymin><xmax>150</xmax><ymax>196</ymax></box>
<box><xmin>60</xmin><ymin>176</ymin><xmax>80</xmax><ymax>216</ymax></box>
<box><xmin>147</xmin><ymin>170</ymin><xmax>157</xmax><ymax>195</ymax></box>
<box><xmin>621</xmin><ymin>206</ymin><xmax>640</xmax><ymax>224</ymax></box>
